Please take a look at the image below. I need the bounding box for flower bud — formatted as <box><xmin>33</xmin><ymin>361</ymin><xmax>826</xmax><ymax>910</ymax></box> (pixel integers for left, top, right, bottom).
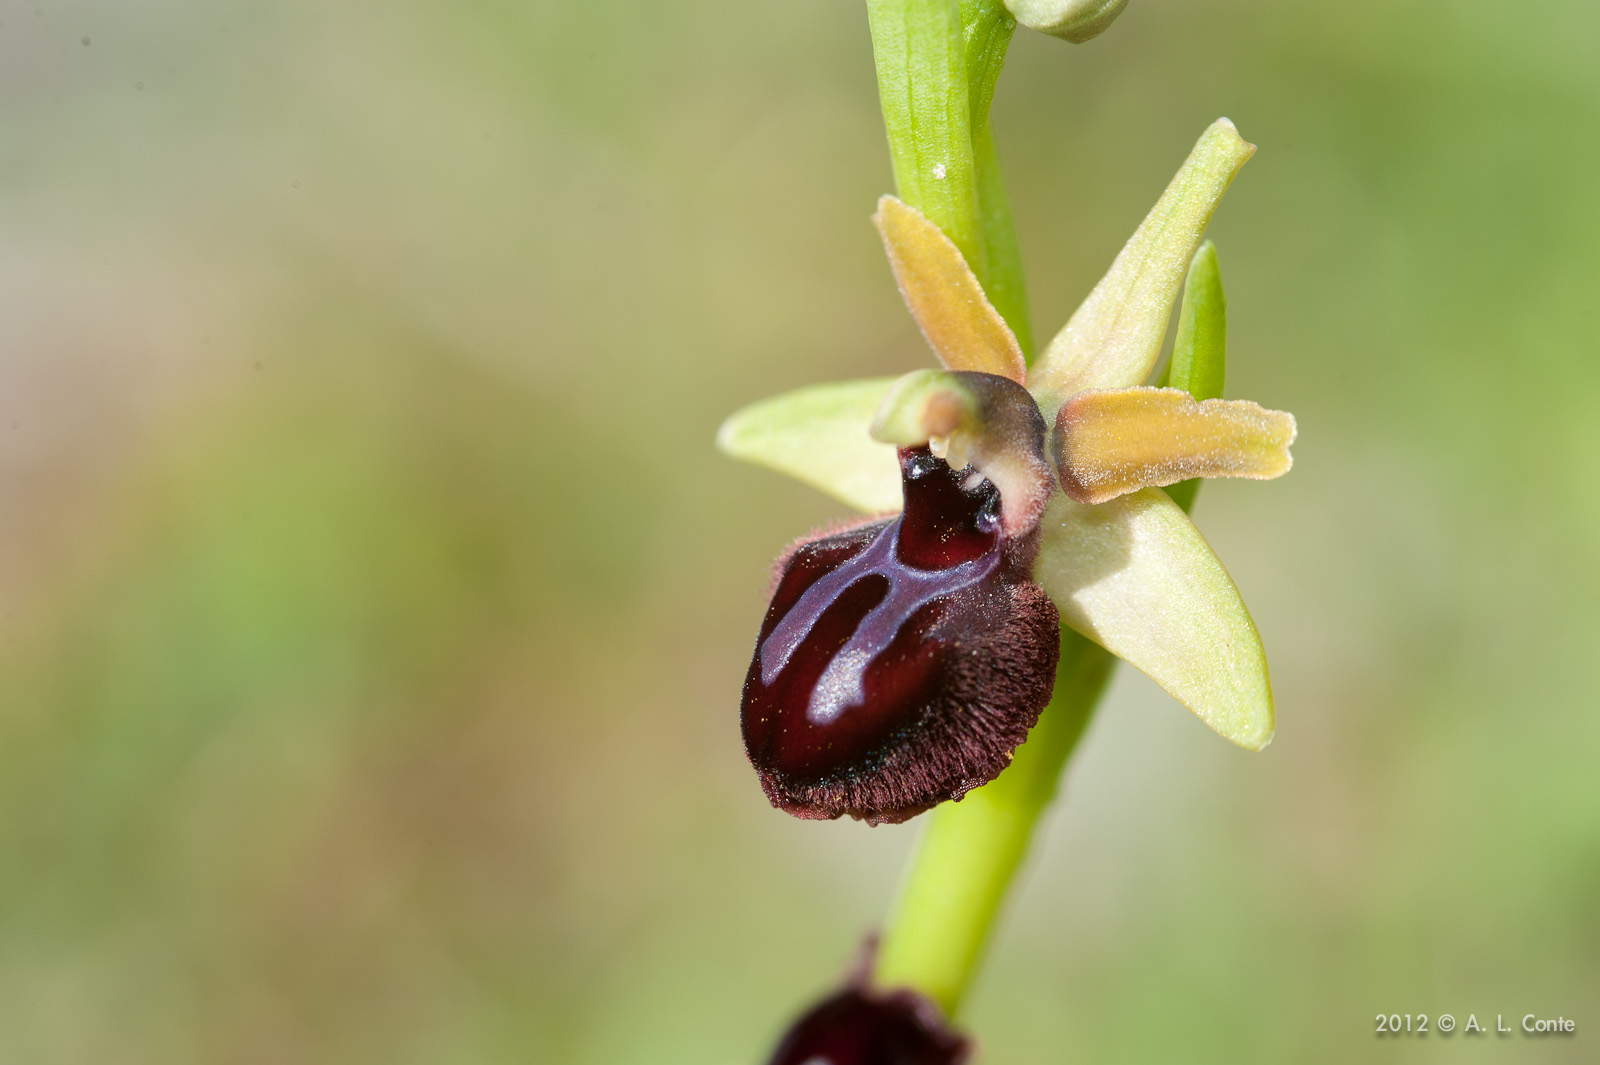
<box><xmin>1004</xmin><ymin>0</ymin><xmax>1128</xmax><ymax>43</ymax></box>
<box><xmin>767</xmin><ymin>986</ymin><xmax>970</xmax><ymax>1065</ymax></box>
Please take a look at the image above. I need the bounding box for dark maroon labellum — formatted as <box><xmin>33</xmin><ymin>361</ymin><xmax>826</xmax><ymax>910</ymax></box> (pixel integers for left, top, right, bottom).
<box><xmin>766</xmin><ymin>987</ymin><xmax>970</xmax><ymax>1065</ymax></box>
<box><xmin>741</xmin><ymin>445</ymin><xmax>1060</xmax><ymax>823</ymax></box>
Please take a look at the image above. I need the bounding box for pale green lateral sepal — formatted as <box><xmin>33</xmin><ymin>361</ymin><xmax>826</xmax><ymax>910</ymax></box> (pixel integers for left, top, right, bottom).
<box><xmin>1031</xmin><ymin>119</ymin><xmax>1255</xmax><ymax>401</ymax></box>
<box><xmin>1031</xmin><ymin>487</ymin><xmax>1275</xmax><ymax>749</ymax></box>
<box><xmin>716</xmin><ymin>378</ymin><xmax>903</xmax><ymax>514</ymax></box>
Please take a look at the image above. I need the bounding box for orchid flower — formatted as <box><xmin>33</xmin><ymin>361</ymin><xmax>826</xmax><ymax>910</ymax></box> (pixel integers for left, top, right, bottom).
<box><xmin>720</xmin><ymin>118</ymin><xmax>1296</xmax><ymax>824</ymax></box>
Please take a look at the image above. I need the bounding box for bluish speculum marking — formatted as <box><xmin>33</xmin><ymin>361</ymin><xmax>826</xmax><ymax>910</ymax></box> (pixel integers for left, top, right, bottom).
<box><xmin>742</xmin><ymin>447</ymin><xmax>1015</xmax><ymax>785</ymax></box>
<box><xmin>758</xmin><ymin>520</ymin><xmax>999</xmax><ymax>723</ymax></box>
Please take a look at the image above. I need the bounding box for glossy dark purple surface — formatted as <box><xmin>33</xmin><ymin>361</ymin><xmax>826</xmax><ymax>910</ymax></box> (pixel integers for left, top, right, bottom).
<box><xmin>766</xmin><ymin>987</ymin><xmax>969</xmax><ymax>1065</ymax></box>
<box><xmin>741</xmin><ymin>447</ymin><xmax>1059</xmax><ymax>823</ymax></box>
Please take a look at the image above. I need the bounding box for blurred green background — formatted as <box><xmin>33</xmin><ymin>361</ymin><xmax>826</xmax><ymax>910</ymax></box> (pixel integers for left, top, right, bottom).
<box><xmin>2</xmin><ymin>0</ymin><xmax>1597</xmax><ymax>1062</ymax></box>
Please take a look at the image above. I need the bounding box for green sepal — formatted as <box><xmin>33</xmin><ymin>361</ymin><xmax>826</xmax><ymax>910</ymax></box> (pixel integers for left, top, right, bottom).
<box><xmin>1030</xmin><ymin>119</ymin><xmax>1254</xmax><ymax>402</ymax></box>
<box><xmin>716</xmin><ymin>378</ymin><xmax>902</xmax><ymax>514</ymax></box>
<box><xmin>1032</xmin><ymin>488</ymin><xmax>1275</xmax><ymax>750</ymax></box>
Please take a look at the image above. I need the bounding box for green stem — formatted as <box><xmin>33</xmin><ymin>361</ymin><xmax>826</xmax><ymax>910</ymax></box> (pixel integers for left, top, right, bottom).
<box><xmin>874</xmin><ymin>631</ymin><xmax>1114</xmax><ymax>1015</ymax></box>
<box><xmin>865</xmin><ymin>0</ymin><xmax>1084</xmax><ymax>1016</ymax></box>
<box><xmin>962</xmin><ymin>0</ymin><xmax>1034</xmax><ymax>355</ymax></box>
<box><xmin>867</xmin><ymin>0</ymin><xmax>986</xmax><ymax>277</ymax></box>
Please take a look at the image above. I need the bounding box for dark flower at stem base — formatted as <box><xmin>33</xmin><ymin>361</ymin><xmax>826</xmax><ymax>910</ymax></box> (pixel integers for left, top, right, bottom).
<box><xmin>766</xmin><ymin>986</ymin><xmax>970</xmax><ymax>1065</ymax></box>
<box><xmin>741</xmin><ymin>383</ymin><xmax>1060</xmax><ymax>824</ymax></box>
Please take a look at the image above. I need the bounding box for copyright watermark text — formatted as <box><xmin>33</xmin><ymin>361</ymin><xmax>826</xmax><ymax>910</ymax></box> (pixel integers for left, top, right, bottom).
<box><xmin>1376</xmin><ymin>1013</ymin><xmax>1577</xmax><ymax>1037</ymax></box>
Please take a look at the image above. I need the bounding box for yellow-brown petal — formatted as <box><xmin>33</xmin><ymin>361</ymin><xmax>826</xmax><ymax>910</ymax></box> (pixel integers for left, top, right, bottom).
<box><xmin>873</xmin><ymin>195</ymin><xmax>1028</xmax><ymax>383</ymax></box>
<box><xmin>1052</xmin><ymin>387</ymin><xmax>1296</xmax><ymax>505</ymax></box>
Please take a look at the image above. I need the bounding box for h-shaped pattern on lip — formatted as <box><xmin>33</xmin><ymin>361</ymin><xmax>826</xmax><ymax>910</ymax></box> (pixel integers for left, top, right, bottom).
<box><xmin>740</xmin><ymin>443</ymin><xmax>1059</xmax><ymax>824</ymax></box>
<box><xmin>758</xmin><ymin>515</ymin><xmax>1000</xmax><ymax>724</ymax></box>
<box><xmin>728</xmin><ymin>120</ymin><xmax>1294</xmax><ymax>825</ymax></box>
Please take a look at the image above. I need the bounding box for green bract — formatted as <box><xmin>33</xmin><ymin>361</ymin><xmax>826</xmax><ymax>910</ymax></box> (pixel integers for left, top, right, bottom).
<box><xmin>718</xmin><ymin>118</ymin><xmax>1291</xmax><ymax>752</ymax></box>
<box><xmin>1160</xmin><ymin>241</ymin><xmax>1228</xmax><ymax>512</ymax></box>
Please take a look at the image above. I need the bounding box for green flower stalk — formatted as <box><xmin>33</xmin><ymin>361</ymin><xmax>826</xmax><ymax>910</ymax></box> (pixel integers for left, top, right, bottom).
<box><xmin>722</xmin><ymin>1</ymin><xmax>1296</xmax><ymax>1055</ymax></box>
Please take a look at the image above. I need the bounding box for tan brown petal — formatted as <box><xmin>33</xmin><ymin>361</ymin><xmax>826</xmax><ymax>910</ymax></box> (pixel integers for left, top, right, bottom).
<box><xmin>1052</xmin><ymin>387</ymin><xmax>1296</xmax><ymax>505</ymax></box>
<box><xmin>873</xmin><ymin>195</ymin><xmax>1028</xmax><ymax>383</ymax></box>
